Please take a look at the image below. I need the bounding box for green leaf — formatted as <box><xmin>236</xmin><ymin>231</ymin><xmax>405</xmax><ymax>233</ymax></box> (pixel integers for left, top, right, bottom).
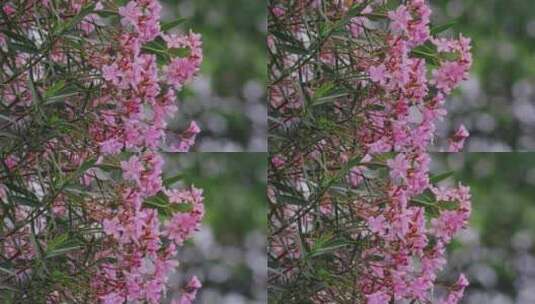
<box><xmin>44</xmin><ymin>80</ymin><xmax>66</xmax><ymax>99</ymax></box>
<box><xmin>8</xmin><ymin>195</ymin><xmax>39</xmax><ymax>207</ymax></box>
<box><xmin>169</xmin><ymin>47</ymin><xmax>190</xmax><ymax>58</ymax></box>
<box><xmin>142</xmin><ymin>39</ymin><xmax>171</xmax><ymax>64</ymax></box>
<box><xmin>63</xmin><ymin>159</ymin><xmax>96</xmax><ymax>187</ymax></box>
<box><xmin>276</xmin><ymin>193</ymin><xmax>306</xmax><ymax>205</ymax></box>
<box><xmin>46</xmin><ymin>246</ymin><xmax>82</xmax><ymax>259</ymax></box>
<box><xmin>431</xmin><ymin>20</ymin><xmax>458</xmax><ymax>35</ymax></box>
<box><xmin>1</xmin><ymin>30</ymin><xmax>37</xmax><ymax>52</ymax></box>
<box><xmin>313</xmin><ymin>82</ymin><xmax>335</xmax><ymax>100</ymax></box>
<box><xmin>279</xmin><ymin>43</ymin><xmax>307</xmax><ymax>55</ymax></box>
<box><xmin>54</xmin><ymin>3</ymin><xmax>96</xmax><ymax>35</ymax></box>
<box><xmin>28</xmin><ymin>77</ymin><xmax>43</xmax><ymax>106</ymax></box>
<box><xmin>439</xmin><ymin>200</ymin><xmax>460</xmax><ymax>210</ymax></box>
<box><xmin>94</xmin><ymin>9</ymin><xmax>118</xmax><ymax>18</ymax></box>
<box><xmin>0</xmin><ymin>266</ymin><xmax>16</xmax><ymax>277</ymax></box>
<box><xmin>8</xmin><ymin>42</ymin><xmax>38</xmax><ymax>54</ymax></box>
<box><xmin>0</xmin><ymin>113</ymin><xmax>17</xmax><ymax>124</ymax></box>
<box><xmin>78</xmin><ymin>159</ymin><xmax>97</xmax><ymax>174</ymax></box>
<box><xmin>145</xmin><ymin>194</ymin><xmax>169</xmax><ymax>209</ymax></box>
<box><xmin>411</xmin><ymin>198</ymin><xmax>436</xmax><ymax>207</ymax></box>
<box><xmin>367</xmin><ymin>104</ymin><xmax>386</xmax><ymax>111</ymax></box>
<box><xmin>430</xmin><ymin>171</ymin><xmax>454</xmax><ymax>184</ymax></box>
<box><xmin>270</xmin><ymin>29</ymin><xmax>301</xmax><ymax>46</ymax></box>
<box><xmin>164</xmin><ymin>174</ymin><xmax>183</xmax><ymax>187</ymax></box>
<box><xmin>411</xmin><ymin>45</ymin><xmax>439</xmax><ymax>66</ymax></box>
<box><xmin>47</xmin><ymin>233</ymin><xmax>69</xmax><ymax>251</ymax></box>
<box><xmin>161</xmin><ymin>18</ymin><xmax>187</xmax><ymax>32</ymax></box>
<box><xmin>308</xmin><ymin>243</ymin><xmax>347</xmax><ymax>258</ymax></box>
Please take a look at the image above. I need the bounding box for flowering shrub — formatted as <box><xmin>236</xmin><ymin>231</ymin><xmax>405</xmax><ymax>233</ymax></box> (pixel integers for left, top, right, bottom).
<box><xmin>268</xmin><ymin>0</ymin><xmax>472</xmax><ymax>303</ymax></box>
<box><xmin>0</xmin><ymin>0</ymin><xmax>203</xmax><ymax>303</ymax></box>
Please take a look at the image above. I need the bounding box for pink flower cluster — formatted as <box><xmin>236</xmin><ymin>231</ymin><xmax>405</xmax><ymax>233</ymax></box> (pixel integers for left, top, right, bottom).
<box><xmin>362</xmin><ymin>0</ymin><xmax>473</xmax><ymax>153</ymax></box>
<box><xmin>356</xmin><ymin>152</ymin><xmax>471</xmax><ymax>303</ymax></box>
<box><xmin>268</xmin><ymin>1</ymin><xmax>473</xmax><ymax>303</ymax></box>
<box><xmin>269</xmin><ymin>152</ymin><xmax>471</xmax><ymax>303</ymax></box>
<box><xmin>94</xmin><ymin>152</ymin><xmax>204</xmax><ymax>303</ymax></box>
<box><xmin>163</xmin><ymin>32</ymin><xmax>203</xmax><ymax>90</ymax></box>
<box><xmin>89</xmin><ymin>0</ymin><xmax>204</xmax><ymax>302</ymax></box>
<box><xmin>0</xmin><ymin>0</ymin><xmax>204</xmax><ymax>302</ymax></box>
<box><xmin>93</xmin><ymin>0</ymin><xmax>203</xmax><ymax>155</ymax></box>
<box><xmin>269</xmin><ymin>0</ymin><xmax>473</xmax><ymax>153</ymax></box>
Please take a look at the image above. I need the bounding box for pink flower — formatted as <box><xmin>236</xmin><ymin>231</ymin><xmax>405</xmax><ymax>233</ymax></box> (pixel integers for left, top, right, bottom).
<box><xmin>388</xmin><ymin>5</ymin><xmax>412</xmax><ymax>34</ymax></box>
<box><xmin>102</xmin><ymin>63</ymin><xmax>121</xmax><ymax>85</ymax></box>
<box><xmin>102</xmin><ymin>218</ymin><xmax>122</xmax><ymax>239</ymax></box>
<box><xmin>101</xmin><ymin>292</ymin><xmax>124</xmax><ymax>304</ymax></box>
<box><xmin>145</xmin><ymin>279</ymin><xmax>163</xmax><ymax>304</ymax></box>
<box><xmin>143</xmin><ymin>126</ymin><xmax>163</xmax><ymax>149</ymax></box>
<box><xmin>387</xmin><ymin>154</ymin><xmax>410</xmax><ymax>184</ymax></box>
<box><xmin>271</xmin><ymin>155</ymin><xmax>286</xmax><ymax>169</ymax></box>
<box><xmin>165</xmin><ymin>187</ymin><xmax>203</xmax><ymax>205</ymax></box>
<box><xmin>165</xmin><ymin>212</ymin><xmax>202</xmax><ymax>246</ymax></box>
<box><xmin>367</xmin><ymin>215</ymin><xmax>387</xmax><ymax>236</ymax></box>
<box><xmin>100</xmin><ymin>138</ymin><xmax>124</xmax><ymax>155</ymax></box>
<box><xmin>163</xmin><ymin>33</ymin><xmax>187</xmax><ymax>49</ymax></box>
<box><xmin>348</xmin><ymin>16</ymin><xmax>366</xmax><ymax>38</ymax></box>
<box><xmin>171</xmin><ymin>276</ymin><xmax>202</xmax><ymax>304</ymax></box>
<box><xmin>347</xmin><ymin>166</ymin><xmax>364</xmax><ymax>187</ymax></box>
<box><xmin>457</xmin><ymin>273</ymin><xmax>469</xmax><ymax>288</ymax></box>
<box><xmin>448</xmin><ymin>125</ymin><xmax>469</xmax><ymax>152</ymax></box>
<box><xmin>432</xmin><ymin>38</ymin><xmax>454</xmax><ymax>53</ymax></box>
<box><xmin>3</xmin><ymin>0</ymin><xmax>204</xmax><ymax>302</ymax></box>
<box><xmin>272</xmin><ymin>6</ymin><xmax>285</xmax><ymax>17</ymax></box>
<box><xmin>266</xmin><ymin>1</ymin><xmax>473</xmax><ymax>303</ymax></box>
<box><xmin>431</xmin><ymin>210</ymin><xmax>467</xmax><ymax>241</ymax></box>
<box><xmin>121</xmin><ymin>155</ymin><xmax>144</xmax><ymax>185</ymax></box>
<box><xmin>2</xmin><ymin>4</ymin><xmax>16</xmax><ymax>15</ymax></box>
<box><xmin>118</xmin><ymin>1</ymin><xmax>142</xmax><ymax>28</ymax></box>
<box><xmin>369</xmin><ymin>64</ymin><xmax>388</xmax><ymax>85</ymax></box>
<box><xmin>172</xmin><ymin>121</ymin><xmax>201</xmax><ymax>152</ymax></box>
<box><xmin>165</xmin><ymin>58</ymin><xmax>199</xmax><ymax>89</ymax></box>
<box><xmin>432</xmin><ymin>61</ymin><xmax>468</xmax><ymax>94</ymax></box>
<box><xmin>440</xmin><ymin>274</ymin><xmax>469</xmax><ymax>304</ymax></box>
<box><xmin>366</xmin><ymin>290</ymin><xmax>391</xmax><ymax>304</ymax></box>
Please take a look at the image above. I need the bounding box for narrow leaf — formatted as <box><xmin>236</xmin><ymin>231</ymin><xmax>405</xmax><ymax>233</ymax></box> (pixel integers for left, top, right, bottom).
<box><xmin>161</xmin><ymin>18</ymin><xmax>187</xmax><ymax>32</ymax></box>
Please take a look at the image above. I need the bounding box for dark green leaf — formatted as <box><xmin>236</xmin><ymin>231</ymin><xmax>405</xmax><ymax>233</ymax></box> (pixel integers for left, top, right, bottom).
<box><xmin>44</xmin><ymin>80</ymin><xmax>66</xmax><ymax>99</ymax></box>
<box><xmin>164</xmin><ymin>174</ymin><xmax>183</xmax><ymax>187</ymax></box>
<box><xmin>54</xmin><ymin>3</ymin><xmax>96</xmax><ymax>35</ymax></box>
<box><xmin>430</xmin><ymin>171</ymin><xmax>454</xmax><ymax>184</ymax></box>
<box><xmin>161</xmin><ymin>18</ymin><xmax>187</xmax><ymax>32</ymax></box>
<box><xmin>431</xmin><ymin>20</ymin><xmax>458</xmax><ymax>35</ymax></box>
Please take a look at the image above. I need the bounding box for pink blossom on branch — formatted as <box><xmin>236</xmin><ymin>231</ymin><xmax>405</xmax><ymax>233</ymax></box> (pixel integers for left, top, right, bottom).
<box><xmin>448</xmin><ymin>124</ymin><xmax>470</xmax><ymax>152</ymax></box>
<box><xmin>89</xmin><ymin>0</ymin><xmax>205</xmax><ymax>302</ymax></box>
<box><xmin>1</xmin><ymin>0</ymin><xmax>203</xmax><ymax>302</ymax></box>
<box><xmin>268</xmin><ymin>0</ymin><xmax>473</xmax><ymax>303</ymax></box>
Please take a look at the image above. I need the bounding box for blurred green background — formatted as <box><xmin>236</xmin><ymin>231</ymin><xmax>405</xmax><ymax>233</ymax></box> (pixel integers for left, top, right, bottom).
<box><xmin>161</xmin><ymin>0</ymin><xmax>266</xmax><ymax>152</ymax></box>
<box><xmin>163</xmin><ymin>153</ymin><xmax>267</xmax><ymax>304</ymax></box>
<box><xmin>431</xmin><ymin>0</ymin><xmax>535</xmax><ymax>151</ymax></box>
<box><xmin>433</xmin><ymin>153</ymin><xmax>535</xmax><ymax>304</ymax></box>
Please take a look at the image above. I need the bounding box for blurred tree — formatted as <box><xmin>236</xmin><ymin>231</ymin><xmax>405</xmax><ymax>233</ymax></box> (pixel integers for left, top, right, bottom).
<box><xmin>161</xmin><ymin>0</ymin><xmax>266</xmax><ymax>151</ymax></box>
<box><xmin>434</xmin><ymin>153</ymin><xmax>535</xmax><ymax>303</ymax></box>
<box><xmin>163</xmin><ymin>153</ymin><xmax>267</xmax><ymax>304</ymax></box>
<box><xmin>432</xmin><ymin>0</ymin><xmax>535</xmax><ymax>151</ymax></box>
